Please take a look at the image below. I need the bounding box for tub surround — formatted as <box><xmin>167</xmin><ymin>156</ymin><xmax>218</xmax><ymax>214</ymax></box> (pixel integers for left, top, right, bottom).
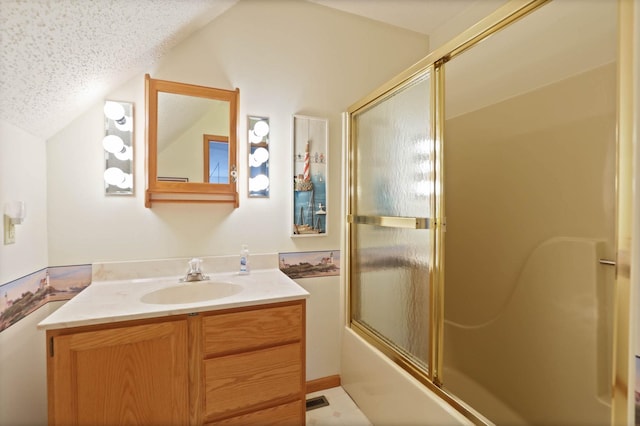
<box><xmin>341</xmin><ymin>328</ymin><xmax>474</xmax><ymax>426</ymax></box>
<box><xmin>38</xmin><ymin>253</ymin><xmax>309</xmax><ymax>330</ymax></box>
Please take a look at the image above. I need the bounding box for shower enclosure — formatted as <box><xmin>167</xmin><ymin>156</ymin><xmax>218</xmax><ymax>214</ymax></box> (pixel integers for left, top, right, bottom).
<box><xmin>344</xmin><ymin>0</ymin><xmax>629</xmax><ymax>424</ymax></box>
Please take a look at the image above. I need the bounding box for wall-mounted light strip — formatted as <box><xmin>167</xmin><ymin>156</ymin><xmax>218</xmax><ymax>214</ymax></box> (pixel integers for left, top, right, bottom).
<box><xmin>248</xmin><ymin>115</ymin><xmax>270</xmax><ymax>197</ymax></box>
<box><xmin>103</xmin><ymin>100</ymin><xmax>134</xmax><ymax>195</ymax></box>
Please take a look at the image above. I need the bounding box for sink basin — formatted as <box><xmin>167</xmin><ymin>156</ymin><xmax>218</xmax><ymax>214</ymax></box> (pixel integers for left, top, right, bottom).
<box><xmin>140</xmin><ymin>281</ymin><xmax>243</xmax><ymax>305</ymax></box>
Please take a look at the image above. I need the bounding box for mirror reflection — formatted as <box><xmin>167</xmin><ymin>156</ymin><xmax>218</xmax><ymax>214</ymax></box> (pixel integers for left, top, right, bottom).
<box><xmin>157</xmin><ymin>93</ymin><xmax>229</xmax><ymax>183</ymax></box>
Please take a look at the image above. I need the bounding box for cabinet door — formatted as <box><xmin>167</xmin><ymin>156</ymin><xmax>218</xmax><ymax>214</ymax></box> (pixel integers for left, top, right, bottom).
<box><xmin>49</xmin><ymin>320</ymin><xmax>189</xmax><ymax>426</ymax></box>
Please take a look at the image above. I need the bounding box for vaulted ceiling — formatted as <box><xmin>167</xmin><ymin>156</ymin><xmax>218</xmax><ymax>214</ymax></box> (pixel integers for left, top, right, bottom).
<box><xmin>0</xmin><ymin>0</ymin><xmax>484</xmax><ymax>140</ymax></box>
<box><xmin>0</xmin><ymin>0</ymin><xmax>238</xmax><ymax>139</ymax></box>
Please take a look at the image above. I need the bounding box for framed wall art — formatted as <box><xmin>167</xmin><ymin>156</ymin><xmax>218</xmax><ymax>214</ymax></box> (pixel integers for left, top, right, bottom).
<box><xmin>292</xmin><ymin>115</ymin><xmax>328</xmax><ymax>237</ymax></box>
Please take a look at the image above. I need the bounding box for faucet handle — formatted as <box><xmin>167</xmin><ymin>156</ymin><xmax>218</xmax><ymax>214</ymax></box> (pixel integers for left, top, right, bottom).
<box><xmin>188</xmin><ymin>258</ymin><xmax>202</xmax><ymax>274</ymax></box>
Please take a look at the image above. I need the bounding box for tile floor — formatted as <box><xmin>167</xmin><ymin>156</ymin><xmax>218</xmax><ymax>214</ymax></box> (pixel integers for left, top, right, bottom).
<box><xmin>306</xmin><ymin>386</ymin><xmax>372</xmax><ymax>426</ymax></box>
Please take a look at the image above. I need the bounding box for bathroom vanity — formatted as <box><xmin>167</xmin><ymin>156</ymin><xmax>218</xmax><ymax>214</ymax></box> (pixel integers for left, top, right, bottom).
<box><xmin>38</xmin><ymin>264</ymin><xmax>309</xmax><ymax>426</ymax></box>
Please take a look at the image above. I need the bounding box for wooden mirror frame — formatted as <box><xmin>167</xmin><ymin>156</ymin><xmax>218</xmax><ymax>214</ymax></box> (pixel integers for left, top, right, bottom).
<box><xmin>145</xmin><ymin>74</ymin><xmax>239</xmax><ymax>208</ymax></box>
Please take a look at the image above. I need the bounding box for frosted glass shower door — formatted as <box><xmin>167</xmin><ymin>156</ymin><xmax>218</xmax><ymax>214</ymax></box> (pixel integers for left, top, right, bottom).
<box><xmin>349</xmin><ymin>72</ymin><xmax>434</xmax><ymax>370</ymax></box>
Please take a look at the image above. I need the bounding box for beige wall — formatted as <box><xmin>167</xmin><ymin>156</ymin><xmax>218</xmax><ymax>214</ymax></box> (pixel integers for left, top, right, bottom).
<box><xmin>0</xmin><ymin>120</ymin><xmax>51</xmax><ymax>425</ymax></box>
<box><xmin>0</xmin><ymin>121</ymin><xmax>48</xmax><ymax>283</ymax></box>
<box><xmin>0</xmin><ymin>302</ymin><xmax>64</xmax><ymax>426</ymax></box>
<box><xmin>46</xmin><ymin>0</ymin><xmax>428</xmax><ymax>265</ymax></box>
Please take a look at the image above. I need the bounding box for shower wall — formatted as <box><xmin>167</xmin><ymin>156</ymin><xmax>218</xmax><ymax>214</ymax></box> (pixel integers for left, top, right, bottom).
<box><xmin>443</xmin><ymin>63</ymin><xmax>617</xmax><ymax>425</ymax></box>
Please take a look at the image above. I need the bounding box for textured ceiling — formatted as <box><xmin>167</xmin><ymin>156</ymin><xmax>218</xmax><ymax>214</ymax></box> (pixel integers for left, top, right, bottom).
<box><xmin>0</xmin><ymin>0</ymin><xmax>481</xmax><ymax>140</ymax></box>
<box><xmin>0</xmin><ymin>0</ymin><xmax>238</xmax><ymax>139</ymax></box>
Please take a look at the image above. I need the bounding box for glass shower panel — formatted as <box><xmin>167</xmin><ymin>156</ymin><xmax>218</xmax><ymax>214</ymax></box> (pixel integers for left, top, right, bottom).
<box><xmin>442</xmin><ymin>1</ymin><xmax>617</xmax><ymax>424</ymax></box>
<box><xmin>355</xmin><ymin>74</ymin><xmax>432</xmax><ymax>218</ymax></box>
<box><xmin>351</xmin><ymin>72</ymin><xmax>433</xmax><ymax>369</ymax></box>
<box><xmin>353</xmin><ymin>225</ymin><xmax>431</xmax><ymax>367</ymax></box>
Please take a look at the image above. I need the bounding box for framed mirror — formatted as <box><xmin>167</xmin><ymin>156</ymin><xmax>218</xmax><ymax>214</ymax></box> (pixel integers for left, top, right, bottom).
<box><xmin>145</xmin><ymin>74</ymin><xmax>239</xmax><ymax>207</ymax></box>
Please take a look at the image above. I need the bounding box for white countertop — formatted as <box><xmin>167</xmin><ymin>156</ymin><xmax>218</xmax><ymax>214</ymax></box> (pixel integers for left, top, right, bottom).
<box><xmin>38</xmin><ymin>268</ymin><xmax>309</xmax><ymax>330</ymax></box>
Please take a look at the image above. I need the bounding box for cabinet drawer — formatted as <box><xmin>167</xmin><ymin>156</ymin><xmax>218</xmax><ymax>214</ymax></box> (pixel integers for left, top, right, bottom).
<box><xmin>202</xmin><ymin>303</ymin><xmax>302</xmax><ymax>356</ymax></box>
<box><xmin>204</xmin><ymin>343</ymin><xmax>303</xmax><ymax>421</ymax></box>
<box><xmin>206</xmin><ymin>400</ymin><xmax>303</xmax><ymax>426</ymax></box>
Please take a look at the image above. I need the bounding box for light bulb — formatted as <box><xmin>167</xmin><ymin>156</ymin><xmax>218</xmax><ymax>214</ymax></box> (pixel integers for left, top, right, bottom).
<box><xmin>249</xmin><ymin>174</ymin><xmax>269</xmax><ymax>191</ymax></box>
<box><xmin>104</xmin><ymin>167</ymin><xmax>126</xmax><ymax>186</ymax></box>
<box><xmin>104</xmin><ymin>101</ymin><xmax>125</xmax><ymax>122</ymax></box>
<box><xmin>103</xmin><ymin>135</ymin><xmax>125</xmax><ymax>154</ymax></box>
<box><xmin>114</xmin><ymin>145</ymin><xmax>132</xmax><ymax>161</ymax></box>
<box><xmin>252</xmin><ymin>147</ymin><xmax>269</xmax><ymax>166</ymax></box>
<box><xmin>115</xmin><ymin>115</ymin><xmax>132</xmax><ymax>132</ymax></box>
<box><xmin>253</xmin><ymin>120</ymin><xmax>269</xmax><ymax>137</ymax></box>
<box><xmin>249</xmin><ymin>130</ymin><xmax>262</xmax><ymax>144</ymax></box>
<box><xmin>117</xmin><ymin>173</ymin><xmax>133</xmax><ymax>189</ymax></box>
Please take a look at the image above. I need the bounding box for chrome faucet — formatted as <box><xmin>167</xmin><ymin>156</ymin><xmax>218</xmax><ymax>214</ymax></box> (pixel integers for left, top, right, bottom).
<box><xmin>180</xmin><ymin>258</ymin><xmax>210</xmax><ymax>282</ymax></box>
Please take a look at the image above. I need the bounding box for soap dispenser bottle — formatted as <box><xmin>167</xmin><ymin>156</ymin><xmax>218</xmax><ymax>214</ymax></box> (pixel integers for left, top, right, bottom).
<box><xmin>239</xmin><ymin>244</ymin><xmax>250</xmax><ymax>275</ymax></box>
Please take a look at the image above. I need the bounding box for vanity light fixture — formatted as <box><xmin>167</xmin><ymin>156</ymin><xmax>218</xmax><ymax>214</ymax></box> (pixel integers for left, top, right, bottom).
<box><xmin>248</xmin><ymin>115</ymin><xmax>270</xmax><ymax>197</ymax></box>
<box><xmin>103</xmin><ymin>100</ymin><xmax>134</xmax><ymax>195</ymax></box>
<box><xmin>3</xmin><ymin>201</ymin><xmax>26</xmax><ymax>245</ymax></box>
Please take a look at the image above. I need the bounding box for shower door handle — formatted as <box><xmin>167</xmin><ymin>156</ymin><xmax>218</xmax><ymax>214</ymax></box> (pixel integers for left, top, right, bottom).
<box><xmin>348</xmin><ymin>215</ymin><xmax>432</xmax><ymax>229</ymax></box>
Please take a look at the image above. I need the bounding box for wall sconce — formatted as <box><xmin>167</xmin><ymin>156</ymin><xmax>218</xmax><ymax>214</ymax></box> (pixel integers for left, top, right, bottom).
<box><xmin>103</xmin><ymin>100</ymin><xmax>134</xmax><ymax>195</ymax></box>
<box><xmin>4</xmin><ymin>201</ymin><xmax>26</xmax><ymax>245</ymax></box>
<box><xmin>248</xmin><ymin>115</ymin><xmax>270</xmax><ymax>197</ymax></box>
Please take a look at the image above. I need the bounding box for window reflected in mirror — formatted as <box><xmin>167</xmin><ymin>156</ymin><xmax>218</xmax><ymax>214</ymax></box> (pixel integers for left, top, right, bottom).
<box><xmin>204</xmin><ymin>136</ymin><xmax>230</xmax><ymax>184</ymax></box>
<box><xmin>248</xmin><ymin>115</ymin><xmax>270</xmax><ymax>197</ymax></box>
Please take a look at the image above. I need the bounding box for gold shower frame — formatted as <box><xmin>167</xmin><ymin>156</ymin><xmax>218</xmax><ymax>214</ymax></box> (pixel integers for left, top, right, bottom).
<box><xmin>344</xmin><ymin>0</ymin><xmax>636</xmax><ymax>424</ymax></box>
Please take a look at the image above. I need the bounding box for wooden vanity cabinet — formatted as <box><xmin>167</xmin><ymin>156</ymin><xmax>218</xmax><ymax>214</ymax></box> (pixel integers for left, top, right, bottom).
<box><xmin>46</xmin><ymin>300</ymin><xmax>305</xmax><ymax>426</ymax></box>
